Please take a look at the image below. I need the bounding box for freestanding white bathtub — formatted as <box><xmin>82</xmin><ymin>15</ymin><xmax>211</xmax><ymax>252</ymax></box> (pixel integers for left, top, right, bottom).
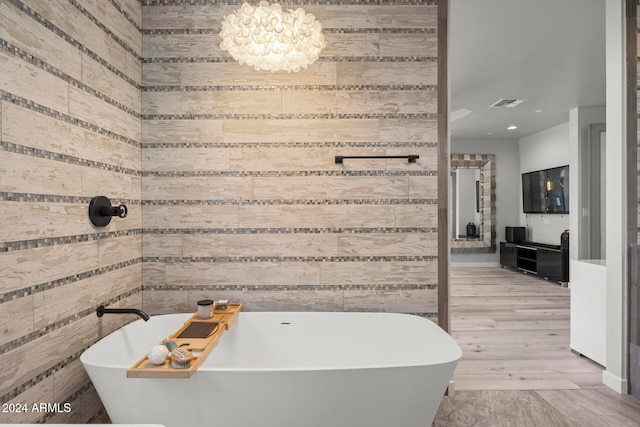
<box><xmin>81</xmin><ymin>312</ymin><xmax>461</xmax><ymax>427</ymax></box>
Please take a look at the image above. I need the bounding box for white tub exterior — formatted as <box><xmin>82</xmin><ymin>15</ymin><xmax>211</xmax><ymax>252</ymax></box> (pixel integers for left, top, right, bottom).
<box><xmin>81</xmin><ymin>312</ymin><xmax>461</xmax><ymax>427</ymax></box>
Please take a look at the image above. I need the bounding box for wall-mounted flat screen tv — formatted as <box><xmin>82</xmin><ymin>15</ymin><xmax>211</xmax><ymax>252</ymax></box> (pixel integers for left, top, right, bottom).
<box><xmin>522</xmin><ymin>165</ymin><xmax>569</xmax><ymax>214</ymax></box>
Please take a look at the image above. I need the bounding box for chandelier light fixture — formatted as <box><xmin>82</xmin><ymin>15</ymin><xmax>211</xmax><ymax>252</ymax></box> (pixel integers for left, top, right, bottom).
<box><xmin>219</xmin><ymin>1</ymin><xmax>326</xmax><ymax>72</ymax></box>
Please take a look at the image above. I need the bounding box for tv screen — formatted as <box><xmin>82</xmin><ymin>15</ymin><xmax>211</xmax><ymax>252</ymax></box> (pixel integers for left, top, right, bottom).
<box><xmin>522</xmin><ymin>165</ymin><xmax>569</xmax><ymax>214</ymax></box>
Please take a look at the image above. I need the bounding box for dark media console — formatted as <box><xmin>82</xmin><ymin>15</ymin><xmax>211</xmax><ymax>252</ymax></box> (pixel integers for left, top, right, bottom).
<box><xmin>500</xmin><ymin>241</ymin><xmax>569</xmax><ymax>284</ymax></box>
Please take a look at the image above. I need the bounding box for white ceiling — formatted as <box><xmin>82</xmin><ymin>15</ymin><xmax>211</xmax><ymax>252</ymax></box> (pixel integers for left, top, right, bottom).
<box><xmin>449</xmin><ymin>0</ymin><xmax>606</xmax><ymax>140</ymax></box>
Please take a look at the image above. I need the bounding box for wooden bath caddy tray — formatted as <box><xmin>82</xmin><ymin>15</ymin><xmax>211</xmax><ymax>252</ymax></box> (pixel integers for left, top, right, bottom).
<box><xmin>127</xmin><ymin>303</ymin><xmax>242</xmax><ymax>379</ymax></box>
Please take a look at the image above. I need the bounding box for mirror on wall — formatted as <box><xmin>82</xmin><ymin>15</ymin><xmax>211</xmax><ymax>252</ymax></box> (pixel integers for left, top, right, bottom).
<box><xmin>450</xmin><ymin>154</ymin><xmax>496</xmax><ymax>253</ymax></box>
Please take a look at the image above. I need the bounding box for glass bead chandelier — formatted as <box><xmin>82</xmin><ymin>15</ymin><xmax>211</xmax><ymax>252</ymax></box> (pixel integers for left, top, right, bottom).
<box><xmin>220</xmin><ymin>1</ymin><xmax>326</xmax><ymax>72</ymax></box>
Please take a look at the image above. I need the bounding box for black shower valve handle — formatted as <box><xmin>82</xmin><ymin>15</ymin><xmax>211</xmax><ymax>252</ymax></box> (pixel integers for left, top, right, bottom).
<box><xmin>89</xmin><ymin>196</ymin><xmax>128</xmax><ymax>227</ymax></box>
<box><xmin>117</xmin><ymin>204</ymin><xmax>128</xmax><ymax>218</ymax></box>
<box><xmin>99</xmin><ymin>204</ymin><xmax>128</xmax><ymax>218</ymax></box>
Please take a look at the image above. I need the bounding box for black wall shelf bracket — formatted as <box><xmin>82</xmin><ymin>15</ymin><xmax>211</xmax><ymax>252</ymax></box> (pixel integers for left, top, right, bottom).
<box><xmin>335</xmin><ymin>155</ymin><xmax>419</xmax><ymax>164</ymax></box>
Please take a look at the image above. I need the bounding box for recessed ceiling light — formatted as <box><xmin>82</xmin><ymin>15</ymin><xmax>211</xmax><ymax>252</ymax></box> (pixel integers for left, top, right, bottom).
<box><xmin>534</xmin><ymin>109</ymin><xmax>543</xmax><ymax>113</ymax></box>
<box><xmin>507</xmin><ymin>125</ymin><xmax>518</xmax><ymax>130</ymax></box>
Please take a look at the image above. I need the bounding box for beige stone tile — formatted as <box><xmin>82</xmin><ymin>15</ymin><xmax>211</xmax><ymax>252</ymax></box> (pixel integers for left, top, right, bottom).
<box><xmin>0</xmin><ymin>315</ymin><xmax>99</xmax><ymax>396</ymax></box>
<box><xmin>239</xmin><ymin>204</ymin><xmax>395</xmax><ymax>228</ymax></box>
<box><xmin>409</xmin><ymin>175</ymin><xmax>438</xmax><ymax>198</ymax></box>
<box><xmin>166</xmin><ymin>262</ymin><xmax>320</xmax><ymax>287</ymax></box>
<box><xmin>180</xmin><ymin>62</ymin><xmax>338</xmax><ymax>86</ymax></box>
<box><xmin>98</xmin><ymin>233</ymin><xmax>141</xmax><ymax>267</ymax></box>
<box><xmin>142</xmin><ymin>176</ymin><xmax>252</xmax><ymax>200</ymax></box>
<box><xmin>338</xmin><ymin>232</ymin><xmax>436</xmax><ymax>257</ymax></box>
<box><xmin>143</xmin><ymin>90</ymin><xmax>282</xmax><ymax>116</ymax></box>
<box><xmin>1</xmin><ymin>376</ymin><xmax>54</xmax><ymax>423</ymax></box>
<box><xmin>142</xmin><ymin>5</ymin><xmax>230</xmax><ymax>29</ymax></box>
<box><xmin>222</xmin><ymin>119</ymin><xmax>377</xmax><ymax>143</ymax></box>
<box><xmin>143</xmin><ymin>119</ymin><xmax>223</xmax><ymax>143</ymax></box>
<box><xmin>142</xmin><ymin>234</ymin><xmax>183</xmax><ymax>258</ymax></box>
<box><xmin>69</xmin><ymin>86</ymin><xmax>140</xmax><ymax>142</ymax></box>
<box><xmin>183</xmin><ymin>233</ymin><xmax>339</xmax><ymax>258</ymax></box>
<box><xmin>143</xmin><ymin>290</ymin><xmax>189</xmax><ymax>315</ymax></box>
<box><xmin>380</xmin><ymin>118</ymin><xmax>438</xmax><ymax>142</ymax></box>
<box><xmin>0</xmin><ymin>50</ymin><xmax>68</xmax><ymax>113</ymax></box>
<box><xmin>125</xmin><ymin>47</ymin><xmax>142</xmax><ymax>86</ymax></box>
<box><xmin>142</xmin><ymin>63</ymin><xmax>181</xmax><ymax>86</ymax></box>
<box><xmin>53</xmin><ymin>358</ymin><xmax>90</xmax><ymax>401</ymax></box>
<box><xmin>0</xmin><ymin>152</ymin><xmax>82</xmax><ymax>196</ymax></box>
<box><xmin>303</xmin><ymin>5</ymin><xmax>437</xmax><ymax>29</ymax></box>
<box><xmin>0</xmin><ymin>241</ymin><xmax>99</xmax><ymax>294</ymax></box>
<box><xmin>143</xmin><ymin>33</ymin><xmax>225</xmax><ymax>58</ymax></box>
<box><xmin>82</xmin><ymin>0</ymin><xmax>142</xmax><ymax>54</ymax></box>
<box><xmin>337</xmin><ymin>62</ymin><xmax>437</xmax><ymax>86</ymax></box>
<box><xmin>321</xmin><ymin>33</ymin><xmax>379</xmax><ymax>57</ymax></box>
<box><xmin>142</xmin><ymin>204</ymin><xmax>239</xmax><ymax>229</ymax></box>
<box><xmin>81</xmin><ymin>167</ymin><xmax>141</xmax><ymax>200</ymax></box>
<box><xmin>46</xmin><ymin>382</ymin><xmax>106</xmax><ymax>424</ymax></box>
<box><xmin>252</xmin><ymin>176</ymin><xmax>409</xmax><ymax>200</ymax></box>
<box><xmin>380</xmin><ymin>32</ymin><xmax>438</xmax><ymax>57</ymax></box>
<box><xmin>343</xmin><ymin>288</ymin><xmax>437</xmax><ymax>313</ymax></box>
<box><xmin>23</xmin><ymin>0</ymin><xmax>128</xmax><ymax>76</ymax></box>
<box><xmin>104</xmin><ymin>203</ymin><xmax>142</xmax><ymax>233</ymax></box>
<box><xmin>120</xmin><ymin>0</ymin><xmax>142</xmax><ymax>27</ymax></box>
<box><xmin>320</xmin><ymin>260</ymin><xmax>436</xmax><ymax>285</ymax></box>
<box><xmin>386</xmin><ymin>145</ymin><xmax>438</xmax><ymax>171</ymax></box>
<box><xmin>0</xmin><ymin>2</ymin><xmax>82</xmax><ymax>81</ymax></box>
<box><xmin>281</xmin><ymin>90</ymin><xmax>435</xmax><ymax>115</ymax></box>
<box><xmin>230</xmin><ymin>146</ymin><xmax>385</xmax><ymax>172</ymax></box>
<box><xmin>188</xmin><ymin>289</ymin><xmax>344</xmax><ymax>312</ymax></box>
<box><xmin>2</xmin><ymin>102</ymin><xmax>141</xmax><ymax>172</ymax></box>
<box><xmin>394</xmin><ymin>204</ymin><xmax>438</xmax><ymax>227</ymax></box>
<box><xmin>82</xmin><ymin>53</ymin><xmax>141</xmax><ymax>114</ymax></box>
<box><xmin>0</xmin><ymin>295</ymin><xmax>34</xmax><ymax>347</ymax></box>
<box><xmin>142</xmin><ymin>262</ymin><xmax>166</xmax><ymax>287</ymax></box>
<box><xmin>33</xmin><ymin>263</ymin><xmax>141</xmax><ymax>328</ymax></box>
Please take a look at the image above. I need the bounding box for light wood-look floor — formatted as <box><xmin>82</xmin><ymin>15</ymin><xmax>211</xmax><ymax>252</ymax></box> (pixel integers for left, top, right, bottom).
<box><xmin>434</xmin><ymin>267</ymin><xmax>640</xmax><ymax>426</ymax></box>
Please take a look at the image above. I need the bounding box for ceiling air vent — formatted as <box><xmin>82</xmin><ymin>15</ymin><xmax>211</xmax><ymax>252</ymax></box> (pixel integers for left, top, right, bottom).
<box><xmin>490</xmin><ymin>98</ymin><xmax>527</xmax><ymax>108</ymax></box>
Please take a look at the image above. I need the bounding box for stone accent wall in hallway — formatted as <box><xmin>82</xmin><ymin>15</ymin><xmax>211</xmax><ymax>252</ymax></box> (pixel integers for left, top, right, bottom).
<box><xmin>0</xmin><ymin>0</ymin><xmax>142</xmax><ymax>423</ymax></box>
<box><xmin>141</xmin><ymin>0</ymin><xmax>440</xmax><ymax>316</ymax></box>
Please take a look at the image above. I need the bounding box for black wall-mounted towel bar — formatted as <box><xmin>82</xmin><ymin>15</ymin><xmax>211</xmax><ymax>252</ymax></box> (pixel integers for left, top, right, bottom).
<box><xmin>335</xmin><ymin>155</ymin><xmax>419</xmax><ymax>164</ymax></box>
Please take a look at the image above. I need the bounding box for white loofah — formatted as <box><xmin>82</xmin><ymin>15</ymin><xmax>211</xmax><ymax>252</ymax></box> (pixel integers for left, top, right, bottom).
<box><xmin>148</xmin><ymin>344</ymin><xmax>169</xmax><ymax>365</ymax></box>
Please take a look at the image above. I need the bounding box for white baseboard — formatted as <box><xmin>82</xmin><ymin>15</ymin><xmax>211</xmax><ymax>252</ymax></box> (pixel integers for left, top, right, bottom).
<box><xmin>602</xmin><ymin>370</ymin><xmax>628</xmax><ymax>394</ymax></box>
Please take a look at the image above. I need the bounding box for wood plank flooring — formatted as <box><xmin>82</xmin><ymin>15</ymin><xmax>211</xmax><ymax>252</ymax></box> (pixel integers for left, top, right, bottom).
<box><xmin>433</xmin><ymin>267</ymin><xmax>640</xmax><ymax>426</ymax></box>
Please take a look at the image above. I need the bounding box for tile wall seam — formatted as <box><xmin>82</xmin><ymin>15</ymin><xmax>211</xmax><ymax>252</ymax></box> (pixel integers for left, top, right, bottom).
<box><xmin>142</xmin><ymin>84</ymin><xmax>437</xmax><ymax>91</ymax></box>
<box><xmin>67</xmin><ymin>0</ymin><xmax>142</xmax><ymax>55</ymax></box>
<box><xmin>141</xmin><ymin>56</ymin><xmax>438</xmax><ymax>63</ymax></box>
<box><xmin>141</xmin><ymin>227</ymin><xmax>437</xmax><ymax>233</ymax></box>
<box><xmin>140</xmin><ymin>198</ymin><xmax>438</xmax><ymax>205</ymax></box>
<box><xmin>143</xmin><ymin>28</ymin><xmax>437</xmax><ymax>35</ymax></box>
<box><xmin>142</xmin><ymin>284</ymin><xmax>438</xmax><ymax>291</ymax></box>
<box><xmin>0</xmin><ymin>39</ymin><xmax>140</xmax><ymax>118</ymax></box>
<box><xmin>141</xmin><ymin>113</ymin><xmax>437</xmax><ymax>120</ymax></box>
<box><xmin>10</xmin><ymin>0</ymin><xmax>141</xmax><ymax>60</ymax></box>
<box><xmin>0</xmin><ymin>286</ymin><xmax>142</xmax><ymax>356</ymax></box>
<box><xmin>141</xmin><ymin>141</ymin><xmax>438</xmax><ymax>147</ymax></box>
<box><xmin>0</xmin><ymin>258</ymin><xmax>143</xmax><ymax>303</ymax></box>
<box><xmin>0</xmin><ymin>91</ymin><xmax>140</xmax><ymax>147</ymax></box>
<box><xmin>1</xmin><ymin>141</ymin><xmax>141</xmax><ymax>177</ymax></box>
<box><xmin>141</xmin><ymin>0</ymin><xmax>438</xmax><ymax>6</ymax></box>
<box><xmin>109</xmin><ymin>0</ymin><xmax>143</xmax><ymax>31</ymax></box>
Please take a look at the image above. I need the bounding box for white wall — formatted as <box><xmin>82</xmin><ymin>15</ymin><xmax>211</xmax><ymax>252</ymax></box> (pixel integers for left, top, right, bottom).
<box><xmin>451</xmin><ymin>138</ymin><xmax>520</xmax><ymax>264</ymax></box>
<box><xmin>519</xmin><ymin>122</ymin><xmax>571</xmax><ymax>245</ymax></box>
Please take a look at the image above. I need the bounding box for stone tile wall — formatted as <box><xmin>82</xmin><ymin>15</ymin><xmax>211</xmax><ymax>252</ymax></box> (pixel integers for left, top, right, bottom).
<box><xmin>0</xmin><ymin>0</ymin><xmax>442</xmax><ymax>423</ymax></box>
<box><xmin>0</xmin><ymin>0</ymin><xmax>142</xmax><ymax>423</ymax></box>
<box><xmin>141</xmin><ymin>0</ymin><xmax>441</xmax><ymax>317</ymax></box>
